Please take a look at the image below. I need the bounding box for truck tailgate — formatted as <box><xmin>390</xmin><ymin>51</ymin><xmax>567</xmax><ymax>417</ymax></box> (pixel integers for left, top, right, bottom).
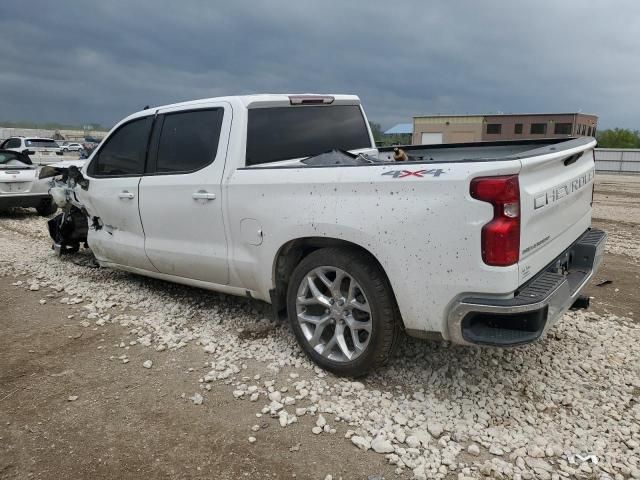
<box><xmin>517</xmin><ymin>138</ymin><xmax>597</xmax><ymax>285</ymax></box>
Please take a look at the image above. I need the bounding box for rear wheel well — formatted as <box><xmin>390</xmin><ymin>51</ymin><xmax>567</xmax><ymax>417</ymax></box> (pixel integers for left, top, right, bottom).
<box><xmin>271</xmin><ymin>237</ymin><xmax>403</xmax><ymax>327</ymax></box>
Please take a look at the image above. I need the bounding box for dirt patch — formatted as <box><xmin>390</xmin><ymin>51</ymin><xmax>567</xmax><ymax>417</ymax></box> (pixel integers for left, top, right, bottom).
<box><xmin>582</xmin><ymin>248</ymin><xmax>639</xmax><ymax>319</ymax></box>
<box><xmin>0</xmin><ymin>274</ymin><xmax>400</xmax><ymax>480</ymax></box>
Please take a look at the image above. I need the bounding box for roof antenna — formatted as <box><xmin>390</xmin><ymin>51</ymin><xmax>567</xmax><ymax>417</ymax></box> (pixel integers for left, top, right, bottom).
<box><xmin>143</xmin><ymin>105</ymin><xmax>150</xmax><ymax>110</ymax></box>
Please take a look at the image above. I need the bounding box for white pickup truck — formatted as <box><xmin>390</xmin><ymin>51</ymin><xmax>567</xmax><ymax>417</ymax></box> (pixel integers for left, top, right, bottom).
<box><xmin>47</xmin><ymin>94</ymin><xmax>606</xmax><ymax>376</ymax></box>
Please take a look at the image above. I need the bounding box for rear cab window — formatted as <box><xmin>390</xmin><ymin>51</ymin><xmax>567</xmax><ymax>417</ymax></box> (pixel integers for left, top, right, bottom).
<box><xmin>25</xmin><ymin>139</ymin><xmax>59</xmax><ymax>148</ymax></box>
<box><xmin>245</xmin><ymin>105</ymin><xmax>372</xmax><ymax>166</ymax></box>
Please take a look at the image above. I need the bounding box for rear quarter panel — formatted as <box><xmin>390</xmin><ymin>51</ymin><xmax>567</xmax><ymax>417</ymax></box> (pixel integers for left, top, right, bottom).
<box><xmin>225</xmin><ymin>160</ymin><xmax>523</xmax><ymax>336</ymax></box>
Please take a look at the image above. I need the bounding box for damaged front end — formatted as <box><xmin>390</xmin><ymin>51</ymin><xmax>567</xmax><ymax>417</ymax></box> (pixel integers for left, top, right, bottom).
<box><xmin>39</xmin><ymin>162</ymin><xmax>90</xmax><ymax>256</ymax></box>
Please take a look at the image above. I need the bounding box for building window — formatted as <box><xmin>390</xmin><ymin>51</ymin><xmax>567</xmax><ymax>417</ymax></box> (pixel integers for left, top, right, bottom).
<box><xmin>514</xmin><ymin>123</ymin><xmax>523</xmax><ymax>134</ymax></box>
<box><xmin>486</xmin><ymin>123</ymin><xmax>501</xmax><ymax>134</ymax></box>
<box><xmin>530</xmin><ymin>123</ymin><xmax>547</xmax><ymax>135</ymax></box>
<box><xmin>554</xmin><ymin>123</ymin><xmax>573</xmax><ymax>135</ymax></box>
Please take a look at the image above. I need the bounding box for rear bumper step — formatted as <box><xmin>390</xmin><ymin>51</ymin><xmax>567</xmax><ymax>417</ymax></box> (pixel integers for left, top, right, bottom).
<box><xmin>447</xmin><ymin>228</ymin><xmax>606</xmax><ymax>346</ymax></box>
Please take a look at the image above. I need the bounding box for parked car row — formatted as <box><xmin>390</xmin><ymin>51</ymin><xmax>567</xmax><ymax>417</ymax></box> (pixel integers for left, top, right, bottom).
<box><xmin>0</xmin><ymin>137</ymin><xmax>102</xmax><ymax>161</ymax></box>
<box><xmin>0</xmin><ymin>149</ymin><xmax>85</xmax><ymax>216</ymax></box>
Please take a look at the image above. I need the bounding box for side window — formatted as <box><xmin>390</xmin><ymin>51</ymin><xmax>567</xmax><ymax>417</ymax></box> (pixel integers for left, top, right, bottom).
<box><xmin>6</xmin><ymin>138</ymin><xmax>21</xmax><ymax>149</ymax></box>
<box><xmin>154</xmin><ymin>109</ymin><xmax>223</xmax><ymax>173</ymax></box>
<box><xmin>90</xmin><ymin>116</ymin><xmax>153</xmax><ymax>176</ymax></box>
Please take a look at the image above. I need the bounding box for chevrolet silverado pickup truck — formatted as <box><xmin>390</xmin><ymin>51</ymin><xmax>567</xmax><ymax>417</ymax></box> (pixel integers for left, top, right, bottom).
<box><xmin>45</xmin><ymin>94</ymin><xmax>606</xmax><ymax>376</ymax></box>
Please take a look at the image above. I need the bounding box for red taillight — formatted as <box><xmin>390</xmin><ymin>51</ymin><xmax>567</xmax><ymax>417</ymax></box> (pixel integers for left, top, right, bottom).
<box><xmin>470</xmin><ymin>175</ymin><xmax>520</xmax><ymax>266</ymax></box>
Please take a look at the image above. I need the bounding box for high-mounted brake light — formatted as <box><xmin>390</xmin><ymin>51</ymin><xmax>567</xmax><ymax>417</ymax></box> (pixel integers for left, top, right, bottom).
<box><xmin>470</xmin><ymin>175</ymin><xmax>520</xmax><ymax>266</ymax></box>
<box><xmin>289</xmin><ymin>95</ymin><xmax>335</xmax><ymax>105</ymax></box>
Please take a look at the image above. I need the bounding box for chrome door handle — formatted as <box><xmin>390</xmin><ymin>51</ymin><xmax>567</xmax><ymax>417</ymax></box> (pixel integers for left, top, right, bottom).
<box><xmin>192</xmin><ymin>191</ymin><xmax>217</xmax><ymax>201</ymax></box>
<box><xmin>118</xmin><ymin>191</ymin><xmax>135</xmax><ymax>199</ymax></box>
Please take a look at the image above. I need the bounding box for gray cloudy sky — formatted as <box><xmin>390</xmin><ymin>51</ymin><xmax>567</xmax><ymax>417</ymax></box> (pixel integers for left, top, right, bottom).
<box><xmin>1</xmin><ymin>0</ymin><xmax>639</xmax><ymax>129</ymax></box>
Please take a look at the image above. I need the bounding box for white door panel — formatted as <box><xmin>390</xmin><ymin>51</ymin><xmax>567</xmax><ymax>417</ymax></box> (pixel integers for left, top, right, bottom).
<box><xmin>139</xmin><ymin>177</ymin><xmax>227</xmax><ymax>282</ymax></box>
<box><xmin>138</xmin><ymin>102</ymin><xmax>231</xmax><ymax>284</ymax></box>
<box><xmin>82</xmin><ymin>177</ymin><xmax>157</xmax><ymax>270</ymax></box>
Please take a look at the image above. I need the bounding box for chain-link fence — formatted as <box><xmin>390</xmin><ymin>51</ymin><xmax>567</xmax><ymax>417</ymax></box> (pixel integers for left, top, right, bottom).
<box><xmin>594</xmin><ymin>148</ymin><xmax>640</xmax><ymax>174</ymax></box>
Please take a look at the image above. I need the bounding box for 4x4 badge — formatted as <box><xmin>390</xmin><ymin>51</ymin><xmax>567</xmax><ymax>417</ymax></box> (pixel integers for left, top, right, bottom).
<box><xmin>381</xmin><ymin>168</ymin><xmax>444</xmax><ymax>178</ymax></box>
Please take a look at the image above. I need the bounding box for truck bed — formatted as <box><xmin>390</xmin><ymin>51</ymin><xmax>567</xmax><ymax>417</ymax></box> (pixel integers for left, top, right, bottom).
<box><xmin>378</xmin><ymin>137</ymin><xmax>586</xmax><ymax>163</ymax></box>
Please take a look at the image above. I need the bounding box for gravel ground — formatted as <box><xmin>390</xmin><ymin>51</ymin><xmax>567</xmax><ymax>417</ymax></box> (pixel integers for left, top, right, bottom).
<box><xmin>1</xmin><ymin>175</ymin><xmax>639</xmax><ymax>480</ymax></box>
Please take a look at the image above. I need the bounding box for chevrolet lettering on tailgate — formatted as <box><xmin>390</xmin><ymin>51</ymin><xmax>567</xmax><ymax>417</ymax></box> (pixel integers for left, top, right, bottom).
<box><xmin>534</xmin><ymin>169</ymin><xmax>595</xmax><ymax>210</ymax></box>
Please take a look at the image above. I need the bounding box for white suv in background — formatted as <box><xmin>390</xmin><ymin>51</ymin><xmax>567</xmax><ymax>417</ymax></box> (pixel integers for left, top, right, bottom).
<box><xmin>0</xmin><ymin>137</ymin><xmax>62</xmax><ymax>163</ymax></box>
<box><xmin>60</xmin><ymin>142</ymin><xmax>83</xmax><ymax>152</ymax></box>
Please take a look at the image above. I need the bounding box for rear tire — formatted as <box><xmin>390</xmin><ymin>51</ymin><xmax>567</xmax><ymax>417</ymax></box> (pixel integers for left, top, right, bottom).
<box><xmin>286</xmin><ymin>247</ymin><xmax>400</xmax><ymax>377</ymax></box>
<box><xmin>36</xmin><ymin>199</ymin><xmax>58</xmax><ymax>217</ymax></box>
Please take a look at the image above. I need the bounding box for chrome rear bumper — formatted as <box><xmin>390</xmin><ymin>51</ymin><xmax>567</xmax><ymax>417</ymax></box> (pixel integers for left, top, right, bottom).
<box><xmin>447</xmin><ymin>228</ymin><xmax>607</xmax><ymax>346</ymax></box>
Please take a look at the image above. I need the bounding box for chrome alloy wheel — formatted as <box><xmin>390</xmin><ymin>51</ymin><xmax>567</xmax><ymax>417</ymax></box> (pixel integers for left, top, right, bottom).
<box><xmin>295</xmin><ymin>266</ymin><xmax>372</xmax><ymax>362</ymax></box>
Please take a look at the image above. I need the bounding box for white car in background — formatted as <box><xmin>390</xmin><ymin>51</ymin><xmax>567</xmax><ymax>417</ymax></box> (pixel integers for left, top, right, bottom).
<box><xmin>0</xmin><ymin>149</ymin><xmax>58</xmax><ymax>215</ymax></box>
<box><xmin>60</xmin><ymin>142</ymin><xmax>83</xmax><ymax>152</ymax></box>
<box><xmin>0</xmin><ymin>137</ymin><xmax>62</xmax><ymax>164</ymax></box>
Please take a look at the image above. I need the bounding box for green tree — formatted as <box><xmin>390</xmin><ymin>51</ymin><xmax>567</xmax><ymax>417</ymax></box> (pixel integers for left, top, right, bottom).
<box><xmin>368</xmin><ymin>121</ymin><xmax>383</xmax><ymax>142</ymax></box>
<box><xmin>596</xmin><ymin>128</ymin><xmax>640</xmax><ymax>148</ymax></box>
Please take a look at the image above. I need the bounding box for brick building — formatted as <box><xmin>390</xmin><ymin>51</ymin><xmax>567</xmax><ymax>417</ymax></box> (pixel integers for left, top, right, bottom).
<box><xmin>412</xmin><ymin>113</ymin><xmax>598</xmax><ymax>145</ymax></box>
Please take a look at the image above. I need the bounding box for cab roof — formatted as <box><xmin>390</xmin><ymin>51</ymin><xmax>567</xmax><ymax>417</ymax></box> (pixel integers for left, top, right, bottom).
<box><xmin>142</xmin><ymin>93</ymin><xmax>360</xmax><ymax>113</ymax></box>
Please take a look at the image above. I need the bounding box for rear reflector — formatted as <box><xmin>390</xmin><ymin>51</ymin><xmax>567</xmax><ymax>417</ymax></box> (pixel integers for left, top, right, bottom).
<box><xmin>470</xmin><ymin>175</ymin><xmax>520</xmax><ymax>266</ymax></box>
<box><xmin>289</xmin><ymin>95</ymin><xmax>335</xmax><ymax>105</ymax></box>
